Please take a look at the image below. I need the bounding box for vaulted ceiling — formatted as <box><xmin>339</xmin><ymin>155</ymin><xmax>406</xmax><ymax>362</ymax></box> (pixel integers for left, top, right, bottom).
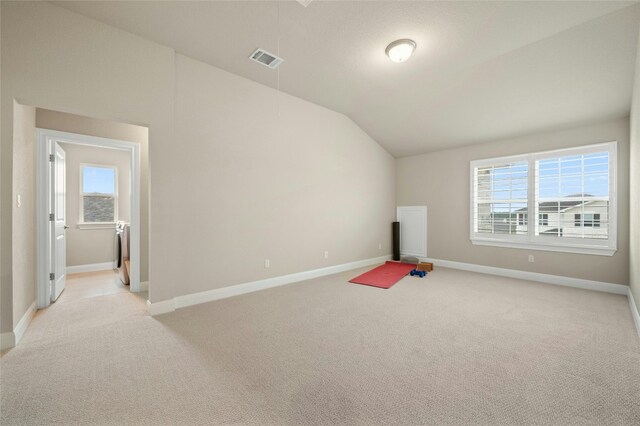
<box><xmin>54</xmin><ymin>1</ymin><xmax>640</xmax><ymax>157</ymax></box>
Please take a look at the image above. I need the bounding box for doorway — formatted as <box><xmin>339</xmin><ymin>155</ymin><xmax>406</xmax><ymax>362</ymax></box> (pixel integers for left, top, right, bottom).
<box><xmin>36</xmin><ymin>129</ymin><xmax>141</xmax><ymax>308</ymax></box>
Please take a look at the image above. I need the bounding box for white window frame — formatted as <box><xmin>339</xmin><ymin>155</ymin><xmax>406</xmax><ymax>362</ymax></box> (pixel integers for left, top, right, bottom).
<box><xmin>470</xmin><ymin>141</ymin><xmax>617</xmax><ymax>256</ymax></box>
<box><xmin>79</xmin><ymin>163</ymin><xmax>118</xmax><ymax>226</ymax></box>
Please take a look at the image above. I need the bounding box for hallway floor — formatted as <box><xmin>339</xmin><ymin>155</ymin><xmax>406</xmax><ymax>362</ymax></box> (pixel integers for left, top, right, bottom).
<box><xmin>61</xmin><ymin>270</ymin><xmax>130</xmax><ymax>303</ymax></box>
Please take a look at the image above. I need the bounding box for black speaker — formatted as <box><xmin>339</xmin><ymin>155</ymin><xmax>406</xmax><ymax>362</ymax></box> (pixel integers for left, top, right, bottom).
<box><xmin>392</xmin><ymin>221</ymin><xmax>400</xmax><ymax>261</ymax></box>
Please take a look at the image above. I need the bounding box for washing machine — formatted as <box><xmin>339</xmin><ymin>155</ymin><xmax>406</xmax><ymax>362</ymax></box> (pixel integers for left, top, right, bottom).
<box><xmin>114</xmin><ymin>221</ymin><xmax>130</xmax><ymax>284</ymax></box>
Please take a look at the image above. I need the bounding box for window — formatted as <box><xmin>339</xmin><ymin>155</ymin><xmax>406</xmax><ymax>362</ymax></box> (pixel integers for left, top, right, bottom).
<box><xmin>517</xmin><ymin>213</ymin><xmax>527</xmax><ymax>226</ymax></box>
<box><xmin>80</xmin><ymin>165</ymin><xmax>117</xmax><ymax>223</ymax></box>
<box><xmin>538</xmin><ymin>214</ymin><xmax>549</xmax><ymax>226</ymax></box>
<box><xmin>575</xmin><ymin>213</ymin><xmax>601</xmax><ymax>228</ymax></box>
<box><xmin>470</xmin><ymin>142</ymin><xmax>616</xmax><ymax>255</ymax></box>
<box><xmin>473</xmin><ymin>160</ymin><xmax>528</xmax><ymax>236</ymax></box>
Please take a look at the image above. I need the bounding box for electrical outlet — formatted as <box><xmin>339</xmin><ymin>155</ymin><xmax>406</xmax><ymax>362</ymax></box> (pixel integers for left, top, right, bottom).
<box><xmin>16</xmin><ymin>194</ymin><xmax>21</xmax><ymax>208</ymax></box>
<box><xmin>324</xmin><ymin>251</ymin><xmax>329</xmax><ymax>259</ymax></box>
<box><xmin>528</xmin><ymin>255</ymin><xmax>534</xmax><ymax>263</ymax></box>
<box><xmin>264</xmin><ymin>259</ymin><xmax>270</xmax><ymax>268</ymax></box>
<box><xmin>378</xmin><ymin>243</ymin><xmax>382</xmax><ymax>250</ymax></box>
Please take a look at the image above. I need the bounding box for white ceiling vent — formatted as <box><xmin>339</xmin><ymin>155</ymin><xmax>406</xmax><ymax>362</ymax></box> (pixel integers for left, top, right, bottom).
<box><xmin>249</xmin><ymin>48</ymin><xmax>284</xmax><ymax>70</ymax></box>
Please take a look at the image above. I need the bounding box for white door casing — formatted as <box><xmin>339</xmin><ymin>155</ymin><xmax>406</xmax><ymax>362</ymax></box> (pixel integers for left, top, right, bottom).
<box><xmin>397</xmin><ymin>206</ymin><xmax>427</xmax><ymax>258</ymax></box>
<box><xmin>37</xmin><ymin>129</ymin><xmax>142</xmax><ymax>309</ymax></box>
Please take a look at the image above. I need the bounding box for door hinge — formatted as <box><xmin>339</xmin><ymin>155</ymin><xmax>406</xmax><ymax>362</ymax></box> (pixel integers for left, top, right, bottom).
<box><xmin>49</xmin><ymin>154</ymin><xmax>55</xmax><ymax>162</ymax></box>
<box><xmin>49</xmin><ymin>213</ymin><xmax>55</xmax><ymax>221</ymax></box>
<box><xmin>49</xmin><ymin>272</ymin><xmax>55</xmax><ymax>280</ymax></box>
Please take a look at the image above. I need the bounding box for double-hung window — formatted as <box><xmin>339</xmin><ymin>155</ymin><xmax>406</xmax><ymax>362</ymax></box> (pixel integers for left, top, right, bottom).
<box><xmin>470</xmin><ymin>142</ymin><xmax>616</xmax><ymax>255</ymax></box>
<box><xmin>472</xmin><ymin>160</ymin><xmax>529</xmax><ymax>240</ymax></box>
<box><xmin>80</xmin><ymin>164</ymin><xmax>118</xmax><ymax>224</ymax></box>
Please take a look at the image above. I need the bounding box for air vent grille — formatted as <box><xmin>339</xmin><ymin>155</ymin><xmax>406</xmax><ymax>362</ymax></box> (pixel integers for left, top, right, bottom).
<box><xmin>249</xmin><ymin>48</ymin><xmax>284</xmax><ymax>69</ymax></box>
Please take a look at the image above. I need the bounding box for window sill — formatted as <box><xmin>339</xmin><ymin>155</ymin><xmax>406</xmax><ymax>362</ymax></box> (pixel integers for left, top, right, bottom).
<box><xmin>77</xmin><ymin>222</ymin><xmax>117</xmax><ymax>230</ymax></box>
<box><xmin>470</xmin><ymin>238</ymin><xmax>616</xmax><ymax>256</ymax></box>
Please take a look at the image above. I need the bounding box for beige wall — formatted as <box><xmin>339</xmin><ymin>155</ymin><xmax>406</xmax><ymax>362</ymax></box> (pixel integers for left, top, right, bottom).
<box><xmin>166</xmin><ymin>54</ymin><xmax>395</xmax><ymax>298</ymax></box>
<box><xmin>397</xmin><ymin>117</ymin><xmax>630</xmax><ymax>285</ymax></box>
<box><xmin>1</xmin><ymin>1</ymin><xmax>395</xmax><ymax>329</ymax></box>
<box><xmin>57</xmin><ymin>143</ymin><xmax>131</xmax><ymax>268</ymax></box>
<box><xmin>37</xmin><ymin>109</ymin><xmax>148</xmax><ymax>280</ymax></box>
<box><xmin>1</xmin><ymin>1</ymin><xmax>174</xmax><ymax>331</ymax></box>
<box><xmin>11</xmin><ymin>101</ymin><xmax>36</xmax><ymax>328</ymax></box>
<box><xmin>630</xmin><ymin>27</ymin><xmax>640</xmax><ymax>310</ymax></box>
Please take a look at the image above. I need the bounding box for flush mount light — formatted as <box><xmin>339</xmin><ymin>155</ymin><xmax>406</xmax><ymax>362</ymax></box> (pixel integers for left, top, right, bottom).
<box><xmin>385</xmin><ymin>39</ymin><xmax>416</xmax><ymax>63</ymax></box>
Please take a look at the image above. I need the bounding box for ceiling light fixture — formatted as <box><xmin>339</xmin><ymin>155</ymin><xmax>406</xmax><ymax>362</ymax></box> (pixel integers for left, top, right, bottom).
<box><xmin>385</xmin><ymin>39</ymin><xmax>416</xmax><ymax>63</ymax></box>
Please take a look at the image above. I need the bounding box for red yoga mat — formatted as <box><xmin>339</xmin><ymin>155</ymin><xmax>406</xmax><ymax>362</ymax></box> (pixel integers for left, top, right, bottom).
<box><xmin>349</xmin><ymin>261</ymin><xmax>416</xmax><ymax>289</ymax></box>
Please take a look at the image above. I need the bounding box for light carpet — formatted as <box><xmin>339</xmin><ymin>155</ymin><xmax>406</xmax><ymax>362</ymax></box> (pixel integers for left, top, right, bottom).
<box><xmin>1</xmin><ymin>266</ymin><xmax>639</xmax><ymax>425</ymax></box>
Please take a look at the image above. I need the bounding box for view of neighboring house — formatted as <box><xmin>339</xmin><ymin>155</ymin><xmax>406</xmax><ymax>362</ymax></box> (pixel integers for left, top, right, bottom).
<box><xmin>481</xmin><ymin>194</ymin><xmax>609</xmax><ymax>239</ymax></box>
<box><xmin>516</xmin><ymin>195</ymin><xmax>609</xmax><ymax>239</ymax></box>
<box><xmin>480</xmin><ymin>211</ymin><xmax>520</xmax><ymax>235</ymax></box>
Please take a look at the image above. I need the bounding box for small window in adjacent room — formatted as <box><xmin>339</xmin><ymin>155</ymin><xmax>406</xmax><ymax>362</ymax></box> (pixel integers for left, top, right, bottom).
<box><xmin>470</xmin><ymin>141</ymin><xmax>617</xmax><ymax>256</ymax></box>
<box><xmin>80</xmin><ymin>164</ymin><xmax>117</xmax><ymax>223</ymax></box>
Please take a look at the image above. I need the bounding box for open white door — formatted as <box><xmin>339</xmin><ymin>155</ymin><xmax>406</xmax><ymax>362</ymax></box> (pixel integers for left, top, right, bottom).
<box><xmin>51</xmin><ymin>142</ymin><xmax>67</xmax><ymax>301</ymax></box>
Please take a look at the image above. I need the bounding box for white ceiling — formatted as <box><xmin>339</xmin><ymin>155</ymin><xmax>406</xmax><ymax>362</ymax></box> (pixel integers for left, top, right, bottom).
<box><xmin>53</xmin><ymin>1</ymin><xmax>640</xmax><ymax>157</ymax></box>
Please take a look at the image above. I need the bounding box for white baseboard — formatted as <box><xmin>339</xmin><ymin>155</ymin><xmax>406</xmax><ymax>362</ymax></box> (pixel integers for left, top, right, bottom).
<box><xmin>66</xmin><ymin>262</ymin><xmax>114</xmax><ymax>274</ymax></box>
<box><xmin>628</xmin><ymin>288</ymin><xmax>640</xmax><ymax>338</ymax></box>
<box><xmin>14</xmin><ymin>301</ymin><xmax>37</xmax><ymax>344</ymax></box>
<box><xmin>147</xmin><ymin>255</ymin><xmax>391</xmax><ymax>316</ymax></box>
<box><xmin>147</xmin><ymin>298</ymin><xmax>176</xmax><ymax>316</ymax></box>
<box><xmin>0</xmin><ymin>332</ymin><xmax>15</xmax><ymax>351</ymax></box>
<box><xmin>0</xmin><ymin>301</ymin><xmax>37</xmax><ymax>350</ymax></box>
<box><xmin>425</xmin><ymin>257</ymin><xmax>629</xmax><ymax>295</ymax></box>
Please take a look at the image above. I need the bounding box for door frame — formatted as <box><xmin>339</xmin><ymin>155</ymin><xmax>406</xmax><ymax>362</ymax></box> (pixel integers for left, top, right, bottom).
<box><xmin>36</xmin><ymin>129</ymin><xmax>142</xmax><ymax>308</ymax></box>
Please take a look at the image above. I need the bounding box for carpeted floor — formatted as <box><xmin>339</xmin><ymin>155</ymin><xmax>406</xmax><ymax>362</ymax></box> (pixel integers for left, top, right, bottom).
<box><xmin>1</xmin><ymin>266</ymin><xmax>639</xmax><ymax>425</ymax></box>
